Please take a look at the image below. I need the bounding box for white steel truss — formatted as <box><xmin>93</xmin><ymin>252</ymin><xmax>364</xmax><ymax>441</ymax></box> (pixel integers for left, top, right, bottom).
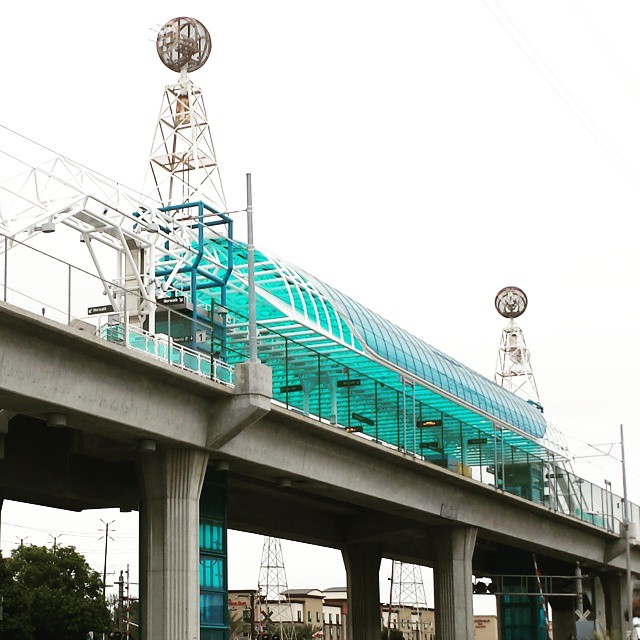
<box><xmin>494</xmin><ymin>319</ymin><xmax>540</xmax><ymax>402</ymax></box>
<box><xmin>0</xmin><ymin>143</ymin><xmax>231</xmax><ymax>329</ymax></box>
<box><xmin>146</xmin><ymin>70</ymin><xmax>226</xmax><ymax>209</ymax></box>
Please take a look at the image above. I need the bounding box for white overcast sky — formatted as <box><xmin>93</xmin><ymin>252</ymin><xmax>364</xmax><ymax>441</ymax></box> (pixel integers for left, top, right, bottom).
<box><xmin>1</xmin><ymin>0</ymin><xmax>640</xmax><ymax>614</ymax></box>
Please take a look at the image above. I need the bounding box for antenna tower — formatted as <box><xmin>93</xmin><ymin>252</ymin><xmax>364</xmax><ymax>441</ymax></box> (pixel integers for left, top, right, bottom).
<box><xmin>148</xmin><ymin>16</ymin><xmax>227</xmax><ymax>209</ymax></box>
<box><xmin>494</xmin><ymin>286</ymin><xmax>540</xmax><ymax>402</ymax></box>
<box><xmin>257</xmin><ymin>537</ymin><xmax>297</xmax><ymax>640</ymax></box>
<box><xmin>388</xmin><ymin>561</ymin><xmax>429</xmax><ymax>640</ymax></box>
<box><xmin>494</xmin><ymin>288</ymin><xmax>577</xmax><ymax>504</ymax></box>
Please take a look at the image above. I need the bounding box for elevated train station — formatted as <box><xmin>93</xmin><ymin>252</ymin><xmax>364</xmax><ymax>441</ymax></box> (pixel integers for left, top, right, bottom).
<box><xmin>0</xmin><ymin>15</ymin><xmax>638</xmax><ymax>640</ymax></box>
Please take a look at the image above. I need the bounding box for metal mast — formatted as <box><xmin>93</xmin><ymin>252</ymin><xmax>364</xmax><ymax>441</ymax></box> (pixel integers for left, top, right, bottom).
<box><xmin>257</xmin><ymin>537</ymin><xmax>296</xmax><ymax>640</ymax></box>
<box><xmin>494</xmin><ymin>286</ymin><xmax>540</xmax><ymax>402</ymax></box>
<box><xmin>147</xmin><ymin>17</ymin><xmax>227</xmax><ymax>210</ymax></box>
<box><xmin>389</xmin><ymin>561</ymin><xmax>429</xmax><ymax>640</ymax></box>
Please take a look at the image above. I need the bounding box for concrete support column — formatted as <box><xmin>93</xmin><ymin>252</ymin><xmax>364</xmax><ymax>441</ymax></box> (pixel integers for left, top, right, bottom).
<box><xmin>433</xmin><ymin>526</ymin><xmax>477</xmax><ymax>640</ymax></box>
<box><xmin>138</xmin><ymin>446</ymin><xmax>209</xmax><ymax>640</ymax></box>
<box><xmin>342</xmin><ymin>544</ymin><xmax>382</xmax><ymax>640</ymax></box>
<box><xmin>602</xmin><ymin>571</ymin><xmax>629</xmax><ymax>639</ymax></box>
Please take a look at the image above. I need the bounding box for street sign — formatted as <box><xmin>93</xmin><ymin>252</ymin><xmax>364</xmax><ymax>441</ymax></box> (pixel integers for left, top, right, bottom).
<box><xmin>158</xmin><ymin>296</ymin><xmax>186</xmax><ymax>306</ymax></box>
<box><xmin>337</xmin><ymin>379</ymin><xmax>360</xmax><ymax>388</ymax></box>
<box><xmin>87</xmin><ymin>304</ymin><xmax>114</xmax><ymax>315</ymax></box>
<box><xmin>280</xmin><ymin>384</ymin><xmax>303</xmax><ymax>393</ymax></box>
<box><xmin>351</xmin><ymin>412</ymin><xmax>374</xmax><ymax>427</ymax></box>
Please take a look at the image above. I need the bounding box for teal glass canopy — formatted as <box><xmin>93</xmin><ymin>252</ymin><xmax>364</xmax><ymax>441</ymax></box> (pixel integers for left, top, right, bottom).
<box><xmin>313</xmin><ymin>279</ymin><xmax>547</xmax><ymax>439</ymax></box>
<box><xmin>190</xmin><ymin>237</ymin><xmax>546</xmax><ymax>444</ymax></box>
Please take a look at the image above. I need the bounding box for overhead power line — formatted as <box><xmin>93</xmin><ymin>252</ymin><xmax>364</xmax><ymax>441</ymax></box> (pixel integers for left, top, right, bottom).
<box><xmin>481</xmin><ymin>0</ymin><xmax>640</xmax><ymax>187</ymax></box>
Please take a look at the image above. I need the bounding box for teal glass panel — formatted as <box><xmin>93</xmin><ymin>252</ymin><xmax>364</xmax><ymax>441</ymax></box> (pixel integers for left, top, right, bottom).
<box><xmin>200</xmin><ymin>592</ymin><xmax>225</xmax><ymax>625</ymax></box>
<box><xmin>200</xmin><ymin>521</ymin><xmax>224</xmax><ymax>552</ymax></box>
<box><xmin>201</xmin><ymin>630</ymin><xmax>227</xmax><ymax>640</ymax></box>
<box><xmin>200</xmin><ymin>557</ymin><xmax>224</xmax><ymax>589</ymax></box>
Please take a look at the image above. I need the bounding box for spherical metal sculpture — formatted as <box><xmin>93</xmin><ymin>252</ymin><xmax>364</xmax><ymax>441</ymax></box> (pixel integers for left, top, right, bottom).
<box><xmin>156</xmin><ymin>17</ymin><xmax>211</xmax><ymax>73</ymax></box>
<box><xmin>495</xmin><ymin>286</ymin><xmax>528</xmax><ymax>319</ymax></box>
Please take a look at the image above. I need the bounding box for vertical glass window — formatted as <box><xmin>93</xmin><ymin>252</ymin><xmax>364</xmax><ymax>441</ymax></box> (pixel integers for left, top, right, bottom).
<box><xmin>200</xmin><ymin>521</ymin><xmax>224</xmax><ymax>551</ymax></box>
<box><xmin>200</xmin><ymin>592</ymin><xmax>225</xmax><ymax>625</ymax></box>
<box><xmin>200</xmin><ymin>557</ymin><xmax>224</xmax><ymax>589</ymax></box>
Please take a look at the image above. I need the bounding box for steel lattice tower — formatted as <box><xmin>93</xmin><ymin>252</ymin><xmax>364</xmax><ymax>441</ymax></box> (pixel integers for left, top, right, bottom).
<box><xmin>495</xmin><ymin>319</ymin><xmax>540</xmax><ymax>402</ymax></box>
<box><xmin>494</xmin><ymin>287</ymin><xmax>540</xmax><ymax>403</ymax></box>
<box><xmin>147</xmin><ymin>18</ymin><xmax>227</xmax><ymax>209</ymax></box>
<box><xmin>388</xmin><ymin>561</ymin><xmax>429</xmax><ymax>640</ymax></box>
<box><xmin>257</xmin><ymin>537</ymin><xmax>296</xmax><ymax>640</ymax></box>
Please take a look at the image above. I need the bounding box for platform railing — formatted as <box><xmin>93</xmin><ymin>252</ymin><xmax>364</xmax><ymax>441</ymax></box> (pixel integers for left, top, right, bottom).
<box><xmin>0</xmin><ymin>232</ymin><xmax>233</xmax><ymax>387</ymax></box>
<box><xmin>0</xmin><ymin>231</ymin><xmax>637</xmax><ymax>535</ymax></box>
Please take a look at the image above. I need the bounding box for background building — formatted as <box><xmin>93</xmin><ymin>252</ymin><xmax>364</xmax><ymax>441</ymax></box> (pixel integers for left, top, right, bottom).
<box><xmin>229</xmin><ymin>589</ymin><xmax>497</xmax><ymax>640</ymax></box>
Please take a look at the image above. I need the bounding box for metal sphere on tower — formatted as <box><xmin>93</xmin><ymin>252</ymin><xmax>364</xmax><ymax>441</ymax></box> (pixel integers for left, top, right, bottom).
<box><xmin>495</xmin><ymin>286</ymin><xmax>528</xmax><ymax>319</ymax></box>
<box><xmin>156</xmin><ymin>17</ymin><xmax>211</xmax><ymax>73</ymax></box>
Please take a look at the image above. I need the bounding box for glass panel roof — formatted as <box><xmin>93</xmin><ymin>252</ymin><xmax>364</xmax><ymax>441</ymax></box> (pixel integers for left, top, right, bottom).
<box><xmin>320</xmin><ymin>284</ymin><xmax>546</xmax><ymax>438</ymax></box>
<box><xmin>191</xmin><ymin>238</ymin><xmax>546</xmax><ymax>445</ymax></box>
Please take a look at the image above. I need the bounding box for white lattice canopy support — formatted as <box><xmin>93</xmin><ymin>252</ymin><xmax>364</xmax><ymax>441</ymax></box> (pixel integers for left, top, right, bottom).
<box><xmin>0</xmin><ymin>130</ymin><xmax>231</xmax><ymax>328</ymax></box>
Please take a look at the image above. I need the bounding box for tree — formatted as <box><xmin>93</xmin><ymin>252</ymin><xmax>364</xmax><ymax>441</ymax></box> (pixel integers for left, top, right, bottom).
<box><xmin>381</xmin><ymin>626</ymin><xmax>405</xmax><ymax>640</ymax></box>
<box><xmin>228</xmin><ymin>609</ymin><xmax>246</xmax><ymax>640</ymax></box>
<box><xmin>0</xmin><ymin>544</ymin><xmax>111</xmax><ymax>640</ymax></box>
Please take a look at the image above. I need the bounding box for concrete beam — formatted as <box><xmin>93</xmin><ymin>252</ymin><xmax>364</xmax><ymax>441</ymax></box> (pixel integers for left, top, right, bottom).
<box><xmin>219</xmin><ymin>414</ymin><xmax>640</xmax><ymax>572</ymax></box>
<box><xmin>0</xmin><ymin>302</ymin><xmax>225</xmax><ymax>447</ymax></box>
<box><xmin>207</xmin><ymin>362</ymin><xmax>272</xmax><ymax>449</ymax></box>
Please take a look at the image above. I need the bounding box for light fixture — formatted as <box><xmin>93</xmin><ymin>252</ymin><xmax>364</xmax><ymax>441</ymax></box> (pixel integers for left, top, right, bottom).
<box><xmin>35</xmin><ymin>223</ymin><xmax>56</xmax><ymax>233</ymax></box>
<box><xmin>138</xmin><ymin>438</ymin><xmax>157</xmax><ymax>451</ymax></box>
<box><xmin>47</xmin><ymin>413</ymin><xmax>67</xmax><ymax>427</ymax></box>
<box><xmin>416</xmin><ymin>419</ymin><xmax>443</xmax><ymax>428</ymax></box>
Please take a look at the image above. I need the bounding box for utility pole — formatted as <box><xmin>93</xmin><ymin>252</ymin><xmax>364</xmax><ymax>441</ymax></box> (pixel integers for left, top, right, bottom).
<box><xmin>246</xmin><ymin>172</ymin><xmax>257</xmax><ymax>363</ymax></box>
<box><xmin>99</xmin><ymin>520</ymin><xmax>115</xmax><ymax>640</ymax></box>
<box><xmin>250</xmin><ymin>590</ymin><xmax>256</xmax><ymax>640</ymax></box>
<box><xmin>620</xmin><ymin>424</ymin><xmax>635</xmax><ymax>640</ymax></box>
<box><xmin>99</xmin><ymin>520</ymin><xmax>115</xmax><ymax>601</ymax></box>
<box><xmin>116</xmin><ymin>569</ymin><xmax>125</xmax><ymax>633</ymax></box>
<box><xmin>125</xmin><ymin>564</ymin><xmax>131</xmax><ymax>639</ymax></box>
<box><xmin>49</xmin><ymin>533</ymin><xmax>64</xmax><ymax>554</ymax></box>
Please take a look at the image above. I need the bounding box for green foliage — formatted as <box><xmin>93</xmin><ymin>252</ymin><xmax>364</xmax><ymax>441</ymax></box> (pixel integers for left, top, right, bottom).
<box><xmin>228</xmin><ymin>609</ymin><xmax>246</xmax><ymax>640</ymax></box>
<box><xmin>283</xmin><ymin>623</ymin><xmax>322</xmax><ymax>640</ymax></box>
<box><xmin>381</xmin><ymin>626</ymin><xmax>405</xmax><ymax>640</ymax></box>
<box><xmin>0</xmin><ymin>545</ymin><xmax>111</xmax><ymax>640</ymax></box>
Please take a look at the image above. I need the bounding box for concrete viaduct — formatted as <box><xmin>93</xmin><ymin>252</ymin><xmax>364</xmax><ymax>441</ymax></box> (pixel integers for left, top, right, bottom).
<box><xmin>0</xmin><ymin>301</ymin><xmax>638</xmax><ymax>640</ymax></box>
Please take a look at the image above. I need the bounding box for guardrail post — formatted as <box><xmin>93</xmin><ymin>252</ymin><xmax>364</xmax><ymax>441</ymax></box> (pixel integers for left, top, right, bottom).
<box><xmin>3</xmin><ymin>242</ymin><xmax>7</xmax><ymax>302</ymax></box>
<box><xmin>67</xmin><ymin>263</ymin><xmax>72</xmax><ymax>324</ymax></box>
